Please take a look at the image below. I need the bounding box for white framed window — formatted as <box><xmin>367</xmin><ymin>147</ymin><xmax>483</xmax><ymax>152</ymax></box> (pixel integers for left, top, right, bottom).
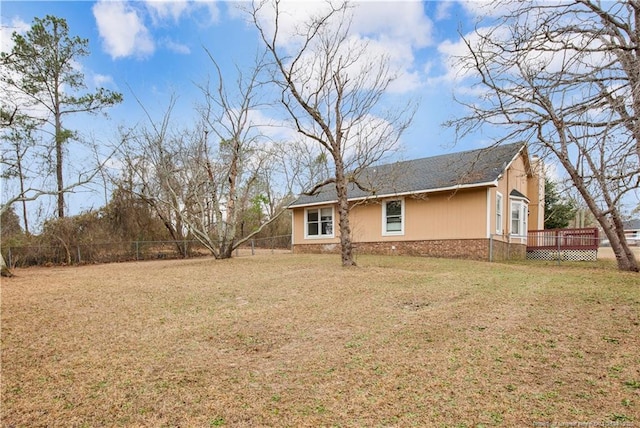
<box><xmin>382</xmin><ymin>199</ymin><xmax>404</xmax><ymax>236</ymax></box>
<box><xmin>496</xmin><ymin>192</ymin><xmax>503</xmax><ymax>234</ymax></box>
<box><xmin>510</xmin><ymin>199</ymin><xmax>528</xmax><ymax>236</ymax></box>
<box><xmin>305</xmin><ymin>207</ymin><xmax>334</xmax><ymax>238</ymax></box>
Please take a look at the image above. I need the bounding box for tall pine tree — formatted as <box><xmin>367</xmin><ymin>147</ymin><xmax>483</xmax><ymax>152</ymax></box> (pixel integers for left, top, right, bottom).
<box><xmin>1</xmin><ymin>15</ymin><xmax>122</xmax><ymax>218</ymax></box>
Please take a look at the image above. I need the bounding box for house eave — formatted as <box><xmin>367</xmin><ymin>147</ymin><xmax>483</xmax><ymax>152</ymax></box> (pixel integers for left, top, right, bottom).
<box><xmin>289</xmin><ymin>180</ymin><xmax>499</xmax><ymax>209</ymax></box>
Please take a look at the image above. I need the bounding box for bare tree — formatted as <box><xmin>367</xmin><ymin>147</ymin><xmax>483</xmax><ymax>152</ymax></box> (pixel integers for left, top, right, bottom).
<box><xmin>116</xmin><ymin>97</ymin><xmax>191</xmax><ymax>256</ymax></box>
<box><xmin>0</xmin><ymin>159</ymin><xmax>109</xmax><ymax>276</ymax></box>
<box><xmin>446</xmin><ymin>0</ymin><xmax>639</xmax><ymax>272</ymax></box>
<box><xmin>251</xmin><ymin>0</ymin><xmax>415</xmax><ymax>266</ymax></box>
<box><xmin>188</xmin><ymin>51</ymin><xmax>275</xmax><ymax>258</ymax></box>
<box><xmin>0</xmin><ymin>93</ymin><xmax>117</xmax><ymax>276</ymax></box>
<box><xmin>1</xmin><ymin>115</ymin><xmax>42</xmax><ymax>235</ymax></box>
<box><xmin>119</xmin><ymin>55</ymin><xmax>300</xmax><ymax>259</ymax></box>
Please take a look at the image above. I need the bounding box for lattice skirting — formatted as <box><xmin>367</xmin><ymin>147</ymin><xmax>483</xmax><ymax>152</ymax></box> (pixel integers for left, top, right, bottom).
<box><xmin>526</xmin><ymin>249</ymin><xmax>598</xmax><ymax>261</ymax></box>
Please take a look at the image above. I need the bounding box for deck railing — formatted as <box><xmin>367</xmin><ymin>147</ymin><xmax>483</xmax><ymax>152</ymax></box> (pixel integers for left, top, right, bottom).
<box><xmin>527</xmin><ymin>228</ymin><xmax>599</xmax><ymax>251</ymax></box>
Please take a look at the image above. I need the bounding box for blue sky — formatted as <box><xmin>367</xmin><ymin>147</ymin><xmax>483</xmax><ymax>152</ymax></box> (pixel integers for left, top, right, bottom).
<box><xmin>1</xmin><ymin>1</ymin><xmax>500</xmax><ymax>218</ymax></box>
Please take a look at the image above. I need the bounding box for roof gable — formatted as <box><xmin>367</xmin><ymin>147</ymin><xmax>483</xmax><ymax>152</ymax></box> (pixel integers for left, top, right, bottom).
<box><xmin>290</xmin><ymin>142</ymin><xmax>526</xmax><ymax>207</ymax></box>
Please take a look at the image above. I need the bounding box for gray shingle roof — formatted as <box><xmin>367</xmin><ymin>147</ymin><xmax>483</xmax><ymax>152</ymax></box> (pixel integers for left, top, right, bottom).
<box><xmin>290</xmin><ymin>142</ymin><xmax>526</xmax><ymax>207</ymax></box>
<box><xmin>510</xmin><ymin>189</ymin><xmax>529</xmax><ymax>200</ymax></box>
<box><xmin>624</xmin><ymin>219</ymin><xmax>640</xmax><ymax>230</ymax></box>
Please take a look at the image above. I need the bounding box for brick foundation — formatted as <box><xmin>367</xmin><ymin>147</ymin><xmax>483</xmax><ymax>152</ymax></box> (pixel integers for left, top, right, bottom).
<box><xmin>293</xmin><ymin>239</ymin><xmax>526</xmax><ymax>261</ymax></box>
<box><xmin>489</xmin><ymin>239</ymin><xmax>527</xmax><ymax>261</ymax></box>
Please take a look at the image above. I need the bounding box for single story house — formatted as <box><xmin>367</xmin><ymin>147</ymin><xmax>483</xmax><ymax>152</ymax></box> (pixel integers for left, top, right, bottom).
<box><xmin>289</xmin><ymin>142</ymin><xmax>544</xmax><ymax>261</ymax></box>
<box><xmin>623</xmin><ymin>219</ymin><xmax>640</xmax><ymax>246</ymax></box>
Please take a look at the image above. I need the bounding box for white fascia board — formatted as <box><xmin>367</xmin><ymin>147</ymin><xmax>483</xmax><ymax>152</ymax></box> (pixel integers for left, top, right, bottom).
<box><xmin>288</xmin><ymin>199</ymin><xmax>339</xmax><ymax>209</ymax></box>
<box><xmin>503</xmin><ymin>144</ymin><xmax>527</xmax><ymax>175</ymax></box>
<box><xmin>492</xmin><ymin>145</ymin><xmax>527</xmax><ymax>183</ymax></box>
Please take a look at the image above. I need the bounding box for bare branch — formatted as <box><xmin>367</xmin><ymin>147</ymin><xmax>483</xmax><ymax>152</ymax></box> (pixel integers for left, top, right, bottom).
<box><xmin>448</xmin><ymin>0</ymin><xmax>639</xmax><ymax>271</ymax></box>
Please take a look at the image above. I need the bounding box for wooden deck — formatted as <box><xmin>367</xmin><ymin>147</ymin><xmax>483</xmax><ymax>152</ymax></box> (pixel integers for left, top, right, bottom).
<box><xmin>527</xmin><ymin>228</ymin><xmax>599</xmax><ymax>251</ymax></box>
<box><xmin>526</xmin><ymin>228</ymin><xmax>599</xmax><ymax>261</ymax></box>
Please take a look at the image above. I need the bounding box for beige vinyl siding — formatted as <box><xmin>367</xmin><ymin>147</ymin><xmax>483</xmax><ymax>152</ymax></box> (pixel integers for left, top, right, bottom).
<box><xmin>292</xmin><ymin>207</ymin><xmax>340</xmax><ymax>245</ymax></box>
<box><xmin>292</xmin><ymin>151</ymin><xmax>543</xmax><ymax>246</ymax></box>
<box><xmin>349</xmin><ymin>188</ymin><xmax>488</xmax><ymax>242</ymax></box>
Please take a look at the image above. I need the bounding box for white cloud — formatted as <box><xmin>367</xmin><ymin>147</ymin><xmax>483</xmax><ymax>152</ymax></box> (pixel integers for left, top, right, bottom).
<box><xmin>435</xmin><ymin>36</ymin><xmax>472</xmax><ymax>82</ymax></box>
<box><xmin>1</xmin><ymin>16</ymin><xmax>30</xmax><ymax>53</ymax></box>
<box><xmin>352</xmin><ymin>2</ymin><xmax>433</xmax><ymax>48</ymax></box>
<box><xmin>431</xmin><ymin>25</ymin><xmax>511</xmax><ymax>85</ymax></box>
<box><xmin>388</xmin><ymin>70</ymin><xmax>422</xmax><ymax>94</ymax></box>
<box><xmin>435</xmin><ymin>1</ymin><xmax>454</xmax><ymax>21</ymax></box>
<box><xmin>163</xmin><ymin>38</ymin><xmax>191</xmax><ymax>55</ymax></box>
<box><xmin>1</xmin><ymin>17</ymin><xmax>54</xmax><ymax>122</ymax></box>
<box><xmin>251</xmin><ymin>1</ymin><xmax>433</xmax><ymax>51</ymax></box>
<box><xmin>93</xmin><ymin>1</ymin><xmax>155</xmax><ymax>59</ymax></box>
<box><xmin>93</xmin><ymin>73</ymin><xmax>116</xmax><ymax>87</ymax></box>
<box><xmin>250</xmin><ymin>1</ymin><xmax>434</xmax><ymax>95</ymax></box>
<box><xmin>143</xmin><ymin>0</ymin><xmax>220</xmax><ymax>26</ymax></box>
<box><xmin>250</xmin><ymin>0</ymin><xmax>335</xmax><ymax>52</ymax></box>
<box><xmin>92</xmin><ymin>0</ymin><xmax>220</xmax><ymax>59</ymax></box>
<box><xmin>192</xmin><ymin>0</ymin><xmax>221</xmax><ymax>24</ymax></box>
<box><xmin>459</xmin><ymin>0</ymin><xmax>512</xmax><ymax>20</ymax></box>
<box><xmin>244</xmin><ymin>107</ymin><xmax>297</xmax><ymax>144</ymax></box>
<box><xmin>144</xmin><ymin>0</ymin><xmax>190</xmax><ymax>23</ymax></box>
<box><xmin>353</xmin><ymin>2</ymin><xmax>434</xmax><ymax>93</ymax></box>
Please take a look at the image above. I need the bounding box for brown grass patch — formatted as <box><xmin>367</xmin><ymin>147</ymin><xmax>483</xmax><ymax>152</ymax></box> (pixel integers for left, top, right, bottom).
<box><xmin>2</xmin><ymin>255</ymin><xmax>639</xmax><ymax>427</ymax></box>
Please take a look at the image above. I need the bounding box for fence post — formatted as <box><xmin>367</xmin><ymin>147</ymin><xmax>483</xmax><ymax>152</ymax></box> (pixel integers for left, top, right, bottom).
<box><xmin>135</xmin><ymin>241</ymin><xmax>139</xmax><ymax>261</ymax></box>
<box><xmin>251</xmin><ymin>239</ymin><xmax>255</xmax><ymax>256</ymax></box>
<box><xmin>8</xmin><ymin>247</ymin><xmax>12</xmax><ymax>268</ymax></box>
<box><xmin>557</xmin><ymin>230</ymin><xmax>561</xmax><ymax>265</ymax></box>
<box><xmin>77</xmin><ymin>246</ymin><xmax>82</xmax><ymax>264</ymax></box>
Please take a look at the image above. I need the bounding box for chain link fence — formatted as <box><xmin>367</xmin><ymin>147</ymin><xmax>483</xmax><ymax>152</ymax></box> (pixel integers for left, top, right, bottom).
<box><xmin>3</xmin><ymin>235</ymin><xmax>292</xmax><ymax>268</ymax></box>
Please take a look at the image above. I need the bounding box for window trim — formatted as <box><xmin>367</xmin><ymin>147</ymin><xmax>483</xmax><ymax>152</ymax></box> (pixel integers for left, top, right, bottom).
<box><xmin>382</xmin><ymin>198</ymin><xmax>405</xmax><ymax>236</ymax></box>
<box><xmin>304</xmin><ymin>206</ymin><xmax>335</xmax><ymax>239</ymax></box>
<box><xmin>496</xmin><ymin>192</ymin><xmax>503</xmax><ymax>235</ymax></box>
<box><xmin>509</xmin><ymin>198</ymin><xmax>528</xmax><ymax>237</ymax></box>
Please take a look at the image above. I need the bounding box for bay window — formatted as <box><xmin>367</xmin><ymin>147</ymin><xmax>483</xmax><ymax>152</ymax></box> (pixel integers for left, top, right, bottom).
<box><xmin>510</xmin><ymin>199</ymin><xmax>528</xmax><ymax>236</ymax></box>
<box><xmin>496</xmin><ymin>192</ymin><xmax>503</xmax><ymax>234</ymax></box>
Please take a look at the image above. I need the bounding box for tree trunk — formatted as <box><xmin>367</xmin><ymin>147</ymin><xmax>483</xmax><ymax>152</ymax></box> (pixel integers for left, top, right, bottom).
<box><xmin>56</xmin><ymin>236</ymin><xmax>72</xmax><ymax>265</ymax></box>
<box><xmin>1</xmin><ymin>253</ymin><xmax>13</xmax><ymax>277</ymax></box>
<box><xmin>15</xmin><ymin>146</ymin><xmax>29</xmax><ymax>234</ymax></box>
<box><xmin>600</xmin><ymin>222</ymin><xmax>638</xmax><ymax>272</ymax></box>
<box><xmin>563</xmin><ymin>160</ymin><xmax>639</xmax><ymax>272</ymax></box>
<box><xmin>222</xmin><ymin>139</ymin><xmax>239</xmax><ymax>260</ymax></box>
<box><xmin>609</xmin><ymin>215</ymin><xmax>639</xmax><ymax>272</ymax></box>
<box><xmin>334</xmin><ymin>162</ymin><xmax>356</xmax><ymax>267</ymax></box>
<box><xmin>55</xmin><ymin>95</ymin><xmax>65</xmax><ymax>218</ymax></box>
<box><xmin>56</xmin><ymin>134</ymin><xmax>64</xmax><ymax>218</ymax></box>
<box><xmin>219</xmin><ymin>242</ymin><xmax>234</xmax><ymax>260</ymax></box>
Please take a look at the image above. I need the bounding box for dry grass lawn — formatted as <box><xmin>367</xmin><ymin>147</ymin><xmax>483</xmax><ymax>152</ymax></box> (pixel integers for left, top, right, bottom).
<box><xmin>2</xmin><ymin>254</ymin><xmax>639</xmax><ymax>427</ymax></box>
